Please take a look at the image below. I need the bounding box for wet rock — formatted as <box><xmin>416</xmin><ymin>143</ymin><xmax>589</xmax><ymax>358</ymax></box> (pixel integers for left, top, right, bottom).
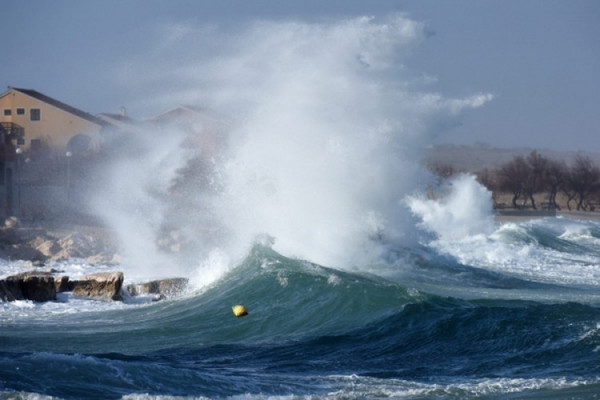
<box><xmin>126</xmin><ymin>278</ymin><xmax>189</xmax><ymax>298</ymax></box>
<box><xmin>21</xmin><ymin>274</ymin><xmax>56</xmax><ymax>302</ymax></box>
<box><xmin>34</xmin><ymin>238</ymin><xmax>62</xmax><ymax>258</ymax></box>
<box><xmin>72</xmin><ymin>272</ymin><xmax>124</xmax><ymax>301</ymax></box>
<box><xmin>85</xmin><ymin>252</ymin><xmax>122</xmax><ymax>266</ymax></box>
<box><xmin>52</xmin><ymin>233</ymin><xmax>106</xmax><ymax>260</ymax></box>
<box><xmin>10</xmin><ymin>270</ymin><xmax>53</xmax><ymax>278</ymax></box>
<box><xmin>0</xmin><ymin>271</ymin><xmax>56</xmax><ymax>302</ymax></box>
<box><xmin>0</xmin><ymin>277</ymin><xmax>24</xmax><ymax>301</ymax></box>
<box><xmin>0</xmin><ymin>223</ymin><xmax>119</xmax><ymax>265</ymax></box>
<box><xmin>54</xmin><ymin>275</ymin><xmax>71</xmax><ymax>293</ymax></box>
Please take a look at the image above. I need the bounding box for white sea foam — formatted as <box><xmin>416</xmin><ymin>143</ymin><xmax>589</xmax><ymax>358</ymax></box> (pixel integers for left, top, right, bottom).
<box><xmin>328</xmin><ymin>375</ymin><xmax>600</xmax><ymax>398</ymax></box>
<box><xmin>82</xmin><ymin>15</ymin><xmax>492</xmax><ymax>281</ymax></box>
<box><xmin>174</xmin><ymin>375</ymin><xmax>599</xmax><ymax>399</ymax></box>
<box><xmin>403</xmin><ymin>173</ymin><xmax>600</xmax><ymax>298</ymax></box>
<box><xmin>3</xmin><ymin>375</ymin><xmax>599</xmax><ymax>400</ymax></box>
<box><xmin>189</xmin><ymin>248</ymin><xmax>232</xmax><ymax>289</ymax></box>
<box><xmin>426</xmin><ymin>219</ymin><xmax>600</xmax><ymax>292</ymax></box>
<box><xmin>0</xmin><ymin>392</ymin><xmax>58</xmax><ymax>400</ymax></box>
<box><xmin>407</xmin><ymin>174</ymin><xmax>495</xmax><ymax>241</ymax></box>
<box><xmin>0</xmin><ymin>291</ymin><xmax>145</xmax><ymax>322</ymax></box>
<box><xmin>0</xmin><ymin>257</ymin><xmax>159</xmax><ymax>320</ymax></box>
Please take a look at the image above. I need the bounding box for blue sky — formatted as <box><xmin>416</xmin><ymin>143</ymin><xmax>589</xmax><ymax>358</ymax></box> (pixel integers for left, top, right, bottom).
<box><xmin>2</xmin><ymin>0</ymin><xmax>599</xmax><ymax>152</ymax></box>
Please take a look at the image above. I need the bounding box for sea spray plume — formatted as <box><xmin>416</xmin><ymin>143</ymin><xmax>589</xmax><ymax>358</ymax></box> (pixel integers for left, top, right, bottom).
<box><xmin>88</xmin><ymin>124</ymin><xmax>195</xmax><ymax>279</ymax></box>
<box><xmin>407</xmin><ymin>174</ymin><xmax>495</xmax><ymax>241</ymax></box>
<box><xmin>100</xmin><ymin>15</ymin><xmax>492</xmax><ymax>283</ymax></box>
<box><xmin>190</xmin><ymin>16</ymin><xmax>492</xmax><ymax>269</ymax></box>
<box><xmin>177</xmin><ymin>16</ymin><xmax>433</xmax><ymax>269</ymax></box>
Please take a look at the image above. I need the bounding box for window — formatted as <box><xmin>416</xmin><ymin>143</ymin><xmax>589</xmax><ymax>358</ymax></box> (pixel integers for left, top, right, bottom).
<box><xmin>3</xmin><ymin>109</ymin><xmax>11</xmax><ymax>116</ymax></box>
<box><xmin>16</xmin><ymin>108</ymin><xmax>25</xmax><ymax>115</ymax></box>
<box><xmin>30</xmin><ymin>108</ymin><xmax>41</xmax><ymax>121</ymax></box>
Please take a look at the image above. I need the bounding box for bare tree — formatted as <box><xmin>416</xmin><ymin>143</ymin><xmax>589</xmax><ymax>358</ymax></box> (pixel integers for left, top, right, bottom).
<box><xmin>544</xmin><ymin>159</ymin><xmax>567</xmax><ymax>210</ymax></box>
<box><xmin>524</xmin><ymin>151</ymin><xmax>548</xmax><ymax>209</ymax></box>
<box><xmin>567</xmin><ymin>155</ymin><xmax>600</xmax><ymax>211</ymax></box>
<box><xmin>476</xmin><ymin>168</ymin><xmax>501</xmax><ymax>207</ymax></box>
<box><xmin>561</xmin><ymin>171</ymin><xmax>578</xmax><ymax>211</ymax></box>
<box><xmin>475</xmin><ymin>168</ymin><xmax>496</xmax><ymax>191</ymax></box>
<box><xmin>497</xmin><ymin>156</ymin><xmax>530</xmax><ymax>208</ymax></box>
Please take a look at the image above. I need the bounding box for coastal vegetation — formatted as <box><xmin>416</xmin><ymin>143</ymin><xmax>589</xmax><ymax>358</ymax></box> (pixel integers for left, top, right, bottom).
<box><xmin>429</xmin><ymin>149</ymin><xmax>600</xmax><ymax>212</ymax></box>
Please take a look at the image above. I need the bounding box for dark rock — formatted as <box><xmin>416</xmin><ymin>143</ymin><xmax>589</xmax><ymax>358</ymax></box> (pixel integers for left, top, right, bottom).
<box><xmin>0</xmin><ymin>224</ymin><xmax>119</xmax><ymax>265</ymax></box>
<box><xmin>0</xmin><ymin>271</ymin><xmax>56</xmax><ymax>302</ymax></box>
<box><xmin>72</xmin><ymin>272</ymin><xmax>124</xmax><ymax>301</ymax></box>
<box><xmin>85</xmin><ymin>253</ymin><xmax>121</xmax><ymax>266</ymax></box>
<box><xmin>10</xmin><ymin>270</ymin><xmax>53</xmax><ymax>279</ymax></box>
<box><xmin>54</xmin><ymin>275</ymin><xmax>71</xmax><ymax>293</ymax></box>
<box><xmin>21</xmin><ymin>275</ymin><xmax>56</xmax><ymax>302</ymax></box>
<box><xmin>53</xmin><ymin>233</ymin><xmax>108</xmax><ymax>261</ymax></box>
<box><xmin>126</xmin><ymin>278</ymin><xmax>189</xmax><ymax>298</ymax></box>
<box><xmin>6</xmin><ymin>245</ymin><xmax>46</xmax><ymax>262</ymax></box>
<box><xmin>0</xmin><ymin>277</ymin><xmax>24</xmax><ymax>301</ymax></box>
<box><xmin>34</xmin><ymin>238</ymin><xmax>61</xmax><ymax>259</ymax></box>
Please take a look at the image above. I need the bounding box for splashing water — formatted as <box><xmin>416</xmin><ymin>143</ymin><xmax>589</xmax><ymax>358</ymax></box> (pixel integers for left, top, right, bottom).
<box><xmin>8</xmin><ymin>15</ymin><xmax>600</xmax><ymax>400</ymax></box>
<box><xmin>408</xmin><ymin>174</ymin><xmax>496</xmax><ymax>242</ymax></box>
<box><xmin>92</xmin><ymin>15</ymin><xmax>492</xmax><ymax>281</ymax></box>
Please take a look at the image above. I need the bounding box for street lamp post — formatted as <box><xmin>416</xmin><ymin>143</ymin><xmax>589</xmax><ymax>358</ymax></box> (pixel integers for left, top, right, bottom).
<box><xmin>15</xmin><ymin>147</ymin><xmax>22</xmax><ymax>217</ymax></box>
<box><xmin>65</xmin><ymin>151</ymin><xmax>72</xmax><ymax>204</ymax></box>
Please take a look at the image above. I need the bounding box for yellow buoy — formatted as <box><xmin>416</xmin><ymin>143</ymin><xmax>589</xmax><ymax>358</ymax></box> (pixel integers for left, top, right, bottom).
<box><xmin>232</xmin><ymin>304</ymin><xmax>248</xmax><ymax>317</ymax></box>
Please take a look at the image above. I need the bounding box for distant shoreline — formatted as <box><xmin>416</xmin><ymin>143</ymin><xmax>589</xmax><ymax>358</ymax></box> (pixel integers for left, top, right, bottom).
<box><xmin>495</xmin><ymin>209</ymin><xmax>600</xmax><ymax>223</ymax></box>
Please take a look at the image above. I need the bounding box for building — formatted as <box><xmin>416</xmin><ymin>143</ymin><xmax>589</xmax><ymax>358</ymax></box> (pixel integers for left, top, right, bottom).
<box><xmin>146</xmin><ymin>105</ymin><xmax>230</xmax><ymax>158</ymax></box>
<box><xmin>0</xmin><ymin>88</ymin><xmax>229</xmax><ymax>220</ymax></box>
<box><xmin>0</xmin><ymin>87</ymin><xmax>107</xmax><ymax>154</ymax></box>
<box><xmin>0</xmin><ymin>87</ymin><xmax>110</xmax><ymax>218</ymax></box>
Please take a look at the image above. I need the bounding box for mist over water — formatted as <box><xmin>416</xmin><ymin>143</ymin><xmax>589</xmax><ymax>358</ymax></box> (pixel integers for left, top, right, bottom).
<box><xmin>95</xmin><ymin>15</ymin><xmax>492</xmax><ymax>282</ymax></box>
<box><xmin>90</xmin><ymin>126</ymin><xmax>195</xmax><ymax>279</ymax></box>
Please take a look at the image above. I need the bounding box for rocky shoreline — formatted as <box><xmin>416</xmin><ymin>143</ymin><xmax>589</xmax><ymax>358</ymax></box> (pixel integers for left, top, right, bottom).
<box><xmin>0</xmin><ymin>217</ymin><xmax>189</xmax><ymax>303</ymax></box>
<box><xmin>0</xmin><ymin>217</ymin><xmax>121</xmax><ymax>266</ymax></box>
<box><xmin>3</xmin><ymin>208</ymin><xmax>599</xmax><ymax>304</ymax></box>
<box><xmin>0</xmin><ymin>269</ymin><xmax>189</xmax><ymax>303</ymax></box>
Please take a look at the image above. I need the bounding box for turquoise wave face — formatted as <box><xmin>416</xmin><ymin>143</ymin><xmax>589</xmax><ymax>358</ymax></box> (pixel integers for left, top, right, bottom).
<box><xmin>2</xmin><ymin>218</ymin><xmax>600</xmax><ymax>399</ymax></box>
<box><xmin>2</xmin><ymin>295</ymin><xmax>599</xmax><ymax>399</ymax></box>
<box><xmin>0</xmin><ymin>244</ymin><xmax>421</xmax><ymax>355</ymax></box>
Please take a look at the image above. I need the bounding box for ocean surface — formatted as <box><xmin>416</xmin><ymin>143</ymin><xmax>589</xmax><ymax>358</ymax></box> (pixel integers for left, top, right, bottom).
<box><xmin>1</xmin><ymin>215</ymin><xmax>600</xmax><ymax>399</ymax></box>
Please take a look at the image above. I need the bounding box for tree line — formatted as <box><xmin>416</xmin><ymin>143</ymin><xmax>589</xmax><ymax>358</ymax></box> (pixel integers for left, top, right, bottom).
<box><xmin>429</xmin><ymin>151</ymin><xmax>600</xmax><ymax>212</ymax></box>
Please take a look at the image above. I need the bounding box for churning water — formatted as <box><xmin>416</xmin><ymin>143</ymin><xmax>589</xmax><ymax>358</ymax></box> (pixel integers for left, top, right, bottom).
<box><xmin>2</xmin><ymin>15</ymin><xmax>598</xmax><ymax>400</ymax></box>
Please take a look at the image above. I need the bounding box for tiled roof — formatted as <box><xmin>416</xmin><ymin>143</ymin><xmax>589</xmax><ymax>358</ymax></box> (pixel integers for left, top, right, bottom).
<box><xmin>97</xmin><ymin>113</ymin><xmax>135</xmax><ymax>123</ymax></box>
<box><xmin>147</xmin><ymin>105</ymin><xmax>225</xmax><ymax>126</ymax></box>
<box><xmin>11</xmin><ymin>87</ymin><xmax>107</xmax><ymax>126</ymax></box>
